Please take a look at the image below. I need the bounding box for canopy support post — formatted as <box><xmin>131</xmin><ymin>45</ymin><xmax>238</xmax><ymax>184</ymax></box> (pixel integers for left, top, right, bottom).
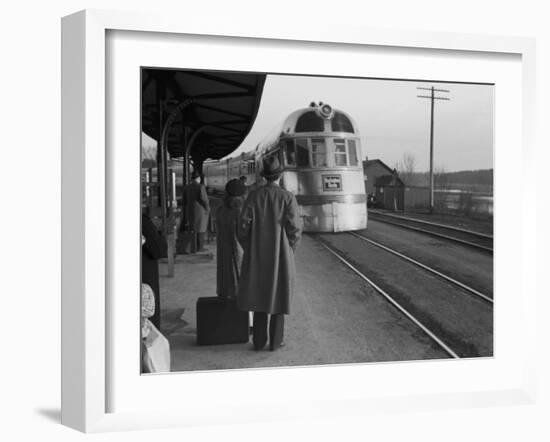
<box><xmin>159</xmin><ymin>98</ymin><xmax>195</xmax><ymax>276</ymax></box>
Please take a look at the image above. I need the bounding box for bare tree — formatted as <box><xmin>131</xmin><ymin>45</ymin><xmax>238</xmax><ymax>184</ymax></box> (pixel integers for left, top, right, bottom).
<box><xmin>402</xmin><ymin>152</ymin><xmax>416</xmax><ymax>174</ymax></box>
<box><xmin>398</xmin><ymin>152</ymin><xmax>416</xmax><ymax>186</ymax></box>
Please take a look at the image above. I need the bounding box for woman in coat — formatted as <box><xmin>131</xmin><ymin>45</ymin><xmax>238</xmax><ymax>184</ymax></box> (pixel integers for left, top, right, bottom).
<box><xmin>237</xmin><ymin>156</ymin><xmax>302</xmax><ymax>351</ymax></box>
<box><xmin>215</xmin><ymin>179</ymin><xmax>246</xmax><ymax>298</ymax></box>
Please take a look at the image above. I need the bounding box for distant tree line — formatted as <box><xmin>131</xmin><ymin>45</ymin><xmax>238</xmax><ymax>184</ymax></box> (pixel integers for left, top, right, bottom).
<box><xmin>395</xmin><ymin>152</ymin><xmax>493</xmax><ymax>194</ymax></box>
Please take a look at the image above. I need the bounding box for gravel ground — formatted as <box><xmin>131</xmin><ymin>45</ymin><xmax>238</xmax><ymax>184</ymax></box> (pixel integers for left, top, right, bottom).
<box><xmin>360</xmin><ymin>219</ymin><xmax>493</xmax><ymax>296</ymax></box>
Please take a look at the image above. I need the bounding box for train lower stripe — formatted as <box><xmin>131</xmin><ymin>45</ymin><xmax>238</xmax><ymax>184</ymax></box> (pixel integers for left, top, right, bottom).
<box><xmin>296</xmin><ymin>194</ymin><xmax>367</xmax><ymax>205</ymax></box>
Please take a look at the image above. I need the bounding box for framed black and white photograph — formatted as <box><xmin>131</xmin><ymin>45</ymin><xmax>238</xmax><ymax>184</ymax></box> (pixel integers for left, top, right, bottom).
<box><xmin>139</xmin><ymin>67</ymin><xmax>494</xmax><ymax>373</ymax></box>
<box><xmin>61</xmin><ymin>9</ymin><xmax>537</xmax><ymax>433</ymax></box>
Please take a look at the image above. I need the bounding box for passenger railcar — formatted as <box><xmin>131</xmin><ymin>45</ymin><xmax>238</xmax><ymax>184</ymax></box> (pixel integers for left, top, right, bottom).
<box><xmin>203</xmin><ymin>102</ymin><xmax>367</xmax><ymax>232</ymax></box>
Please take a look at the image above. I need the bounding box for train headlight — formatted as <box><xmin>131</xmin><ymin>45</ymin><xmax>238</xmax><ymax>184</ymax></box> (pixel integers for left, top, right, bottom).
<box><xmin>319</xmin><ymin>103</ymin><xmax>333</xmax><ymax>119</ymax></box>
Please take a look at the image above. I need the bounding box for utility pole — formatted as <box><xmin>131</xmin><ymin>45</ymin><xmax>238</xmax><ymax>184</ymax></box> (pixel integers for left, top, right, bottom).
<box><xmin>417</xmin><ymin>86</ymin><xmax>450</xmax><ymax>214</ymax></box>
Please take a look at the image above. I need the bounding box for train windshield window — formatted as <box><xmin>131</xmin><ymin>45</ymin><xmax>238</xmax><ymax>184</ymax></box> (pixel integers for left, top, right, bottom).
<box><xmin>295</xmin><ymin>111</ymin><xmax>325</xmax><ymax>132</ymax></box>
<box><xmin>285</xmin><ymin>140</ymin><xmax>296</xmax><ymax>167</ymax></box>
<box><xmin>311</xmin><ymin>138</ymin><xmax>327</xmax><ymax>167</ymax></box>
<box><xmin>334</xmin><ymin>139</ymin><xmax>347</xmax><ymax>166</ymax></box>
<box><xmin>347</xmin><ymin>139</ymin><xmax>358</xmax><ymax>166</ymax></box>
<box><xmin>295</xmin><ymin>139</ymin><xmax>310</xmax><ymax>167</ymax></box>
<box><xmin>331</xmin><ymin>113</ymin><xmax>354</xmax><ymax>133</ymax></box>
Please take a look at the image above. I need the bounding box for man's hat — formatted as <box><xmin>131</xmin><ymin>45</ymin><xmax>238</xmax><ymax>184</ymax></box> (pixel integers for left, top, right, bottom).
<box><xmin>191</xmin><ymin>170</ymin><xmax>201</xmax><ymax>179</ymax></box>
<box><xmin>260</xmin><ymin>155</ymin><xmax>284</xmax><ymax>178</ymax></box>
<box><xmin>225</xmin><ymin>179</ymin><xmax>246</xmax><ymax>197</ymax></box>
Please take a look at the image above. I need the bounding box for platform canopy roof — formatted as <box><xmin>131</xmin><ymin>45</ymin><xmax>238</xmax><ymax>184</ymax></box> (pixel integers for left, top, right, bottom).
<box><xmin>141</xmin><ymin>69</ymin><xmax>266</xmax><ymax>163</ymax></box>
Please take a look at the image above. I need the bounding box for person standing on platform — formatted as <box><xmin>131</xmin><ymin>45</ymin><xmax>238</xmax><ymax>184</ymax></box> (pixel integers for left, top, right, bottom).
<box><xmin>215</xmin><ymin>179</ymin><xmax>246</xmax><ymax>299</ymax></box>
<box><xmin>142</xmin><ymin>213</ymin><xmax>168</xmax><ymax>330</ymax></box>
<box><xmin>237</xmin><ymin>156</ymin><xmax>302</xmax><ymax>351</ymax></box>
<box><xmin>181</xmin><ymin>170</ymin><xmax>210</xmax><ymax>252</ymax></box>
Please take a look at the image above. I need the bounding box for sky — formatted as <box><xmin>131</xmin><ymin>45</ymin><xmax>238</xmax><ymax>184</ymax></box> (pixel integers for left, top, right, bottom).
<box><xmin>229</xmin><ymin>74</ymin><xmax>494</xmax><ymax>173</ymax></box>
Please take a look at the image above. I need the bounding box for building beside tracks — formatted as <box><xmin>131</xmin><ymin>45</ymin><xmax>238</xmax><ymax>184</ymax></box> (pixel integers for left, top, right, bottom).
<box><xmin>363</xmin><ymin>159</ymin><xmax>405</xmax><ymax>211</ymax></box>
<box><xmin>375</xmin><ymin>174</ymin><xmax>405</xmax><ymax>211</ymax></box>
<box><xmin>362</xmin><ymin>159</ymin><xmax>492</xmax><ymax>217</ymax></box>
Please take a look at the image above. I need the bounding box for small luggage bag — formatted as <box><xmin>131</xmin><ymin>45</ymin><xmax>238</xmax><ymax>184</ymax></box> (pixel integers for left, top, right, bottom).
<box><xmin>196</xmin><ymin>297</ymin><xmax>249</xmax><ymax>345</ymax></box>
<box><xmin>142</xmin><ymin>319</ymin><xmax>171</xmax><ymax>373</ymax></box>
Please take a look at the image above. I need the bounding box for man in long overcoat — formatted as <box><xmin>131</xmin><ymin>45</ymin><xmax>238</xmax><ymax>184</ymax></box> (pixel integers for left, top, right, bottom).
<box><xmin>181</xmin><ymin>170</ymin><xmax>210</xmax><ymax>252</ymax></box>
<box><xmin>237</xmin><ymin>155</ymin><xmax>302</xmax><ymax>351</ymax></box>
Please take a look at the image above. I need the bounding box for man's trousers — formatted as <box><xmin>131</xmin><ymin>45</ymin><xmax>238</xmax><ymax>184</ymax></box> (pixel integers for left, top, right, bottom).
<box><xmin>252</xmin><ymin>312</ymin><xmax>284</xmax><ymax>351</ymax></box>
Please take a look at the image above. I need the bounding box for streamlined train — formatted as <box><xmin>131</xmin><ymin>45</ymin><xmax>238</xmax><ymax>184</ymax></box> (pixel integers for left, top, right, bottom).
<box><xmin>203</xmin><ymin>102</ymin><xmax>367</xmax><ymax>232</ymax></box>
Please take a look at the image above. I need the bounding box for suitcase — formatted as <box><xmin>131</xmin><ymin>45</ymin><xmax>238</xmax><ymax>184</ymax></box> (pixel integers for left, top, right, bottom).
<box><xmin>196</xmin><ymin>297</ymin><xmax>249</xmax><ymax>345</ymax></box>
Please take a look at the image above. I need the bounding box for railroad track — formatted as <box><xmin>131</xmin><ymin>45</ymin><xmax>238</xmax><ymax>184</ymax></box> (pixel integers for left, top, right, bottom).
<box><xmin>349</xmin><ymin>231</ymin><xmax>493</xmax><ymax>304</ymax></box>
<box><xmin>314</xmin><ymin>232</ymin><xmax>493</xmax><ymax>359</ymax></box>
<box><xmin>368</xmin><ymin>210</ymin><xmax>493</xmax><ymax>253</ymax></box>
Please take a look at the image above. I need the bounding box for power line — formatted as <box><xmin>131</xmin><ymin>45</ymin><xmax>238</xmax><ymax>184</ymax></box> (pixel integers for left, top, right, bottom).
<box><xmin>416</xmin><ymin>86</ymin><xmax>451</xmax><ymax>214</ymax></box>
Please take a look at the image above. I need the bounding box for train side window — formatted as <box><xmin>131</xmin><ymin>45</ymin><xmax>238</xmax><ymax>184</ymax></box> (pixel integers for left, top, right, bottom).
<box><xmin>334</xmin><ymin>138</ymin><xmax>348</xmax><ymax>166</ymax></box>
<box><xmin>295</xmin><ymin>138</ymin><xmax>310</xmax><ymax>167</ymax></box>
<box><xmin>347</xmin><ymin>139</ymin><xmax>358</xmax><ymax>166</ymax></box>
<box><xmin>285</xmin><ymin>140</ymin><xmax>296</xmax><ymax>167</ymax></box>
<box><xmin>311</xmin><ymin>138</ymin><xmax>327</xmax><ymax>167</ymax></box>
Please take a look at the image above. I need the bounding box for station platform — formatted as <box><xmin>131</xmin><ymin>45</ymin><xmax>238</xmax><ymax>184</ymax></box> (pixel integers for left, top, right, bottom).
<box><xmin>158</xmin><ymin>233</ymin><xmax>446</xmax><ymax>372</ymax></box>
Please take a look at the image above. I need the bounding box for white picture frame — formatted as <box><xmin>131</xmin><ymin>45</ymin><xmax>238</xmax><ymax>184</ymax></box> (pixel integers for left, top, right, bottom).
<box><xmin>61</xmin><ymin>9</ymin><xmax>537</xmax><ymax>433</ymax></box>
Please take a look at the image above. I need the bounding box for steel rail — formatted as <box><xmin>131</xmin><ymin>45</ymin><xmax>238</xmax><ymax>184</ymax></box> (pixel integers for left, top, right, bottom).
<box><xmin>349</xmin><ymin>232</ymin><xmax>493</xmax><ymax>304</ymax></box>
<box><xmin>368</xmin><ymin>210</ymin><xmax>493</xmax><ymax>239</ymax></box>
<box><xmin>318</xmin><ymin>240</ymin><xmax>460</xmax><ymax>359</ymax></box>
<box><xmin>368</xmin><ymin>216</ymin><xmax>493</xmax><ymax>253</ymax></box>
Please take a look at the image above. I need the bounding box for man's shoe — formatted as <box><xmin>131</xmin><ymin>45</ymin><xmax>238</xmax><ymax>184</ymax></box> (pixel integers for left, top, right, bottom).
<box><xmin>253</xmin><ymin>341</ymin><xmax>266</xmax><ymax>351</ymax></box>
<box><xmin>269</xmin><ymin>341</ymin><xmax>285</xmax><ymax>352</ymax></box>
